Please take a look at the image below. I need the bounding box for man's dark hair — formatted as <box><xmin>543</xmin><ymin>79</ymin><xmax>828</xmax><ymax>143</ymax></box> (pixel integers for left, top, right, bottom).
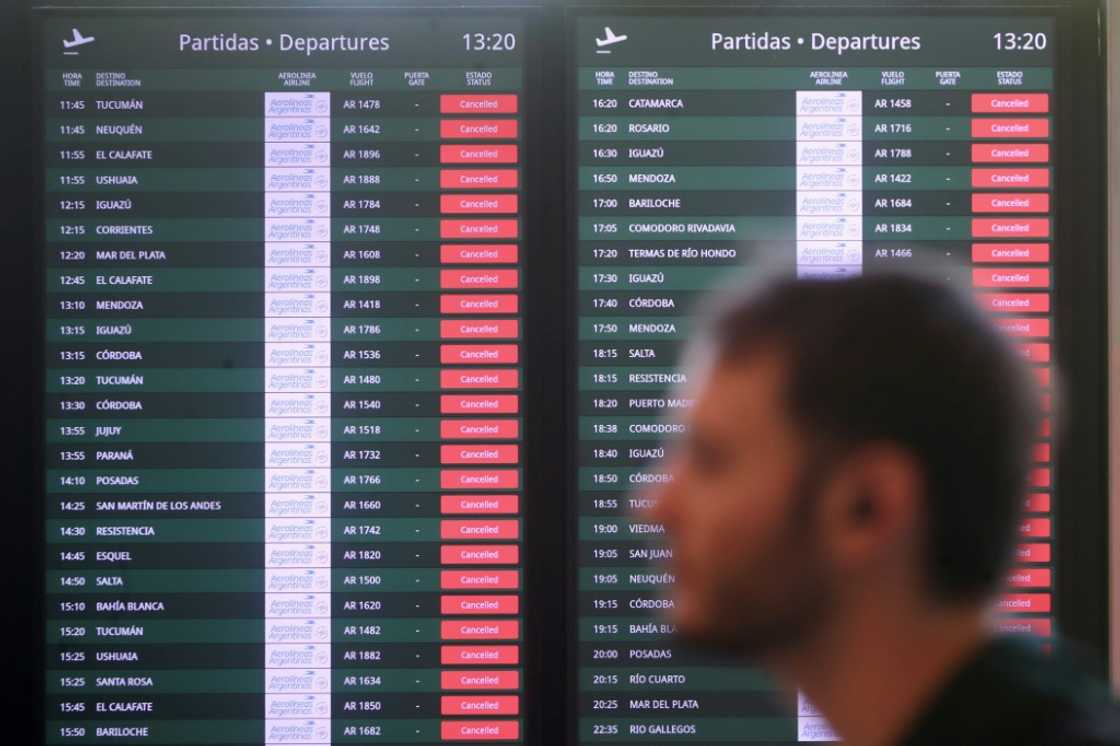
<box><xmin>708</xmin><ymin>273</ymin><xmax>1045</xmax><ymax>600</ymax></box>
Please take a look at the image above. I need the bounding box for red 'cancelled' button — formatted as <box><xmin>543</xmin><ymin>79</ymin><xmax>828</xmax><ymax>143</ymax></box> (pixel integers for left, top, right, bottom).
<box><xmin>440</xmin><ymin>94</ymin><xmax>518</xmax><ymax>114</ymax></box>
<box><xmin>1039</xmin><ymin>418</ymin><xmax>1052</xmax><ymax>438</ymax></box>
<box><xmin>440</xmin><ymin>244</ymin><xmax>518</xmax><ymax>264</ymax></box>
<box><xmin>1016</xmin><ymin>543</ymin><xmax>1052</xmax><ymax>563</ymax></box>
<box><xmin>440</xmin><ymin>294</ymin><xmax>519</xmax><ymax>315</ymax></box>
<box><xmin>440</xmin><ymin>194</ymin><xmax>518</xmax><ymax>214</ymax></box>
<box><xmin>997</xmin><ymin>617</ymin><xmax>1053</xmax><ymax>637</ymax></box>
<box><xmin>971</xmin><ymin>243</ymin><xmax>1049</xmax><ymax>263</ymax></box>
<box><xmin>440</xmin><ymin>345</ymin><xmax>519</xmax><ymax>365</ymax></box>
<box><xmin>971</xmin><ymin>193</ymin><xmax>1049</xmax><ymax>213</ymax></box>
<box><xmin>441</xmin><ymin>644</ymin><xmax>520</xmax><ymax>665</ymax></box>
<box><xmin>972</xmin><ymin>268</ymin><xmax>1050</xmax><ymax>288</ymax></box>
<box><xmin>971</xmin><ymin>168</ymin><xmax>1050</xmax><ymax>188</ymax></box>
<box><xmin>441</xmin><ymin>620</ymin><xmax>520</xmax><ymax>641</ymax></box>
<box><xmin>441</xmin><ymin>695</ymin><xmax>520</xmax><ymax>716</ymax></box>
<box><xmin>972</xmin><ymin>93</ymin><xmax>1049</xmax><ymax>113</ymax></box>
<box><xmin>1024</xmin><ymin>493</ymin><xmax>1050</xmax><ymax>513</ymax></box>
<box><xmin>972</xmin><ymin>218</ymin><xmax>1050</xmax><ymax>238</ymax></box>
<box><xmin>440</xmin><ymin>445</ymin><xmax>520</xmax><ymax>465</ymax></box>
<box><xmin>440</xmin><ymin>319</ymin><xmax>519</xmax><ymax>339</ymax></box>
<box><xmin>440</xmin><ymin>395</ymin><xmax>519</xmax><ymax>415</ymax></box>
<box><xmin>1033</xmin><ymin>443</ymin><xmax>1051</xmax><ymax>463</ymax></box>
<box><xmin>976</xmin><ymin>292</ymin><xmax>1050</xmax><ymax>312</ymax></box>
<box><xmin>440</xmin><ymin>719</ymin><xmax>520</xmax><ymax>740</ymax></box>
<box><xmin>971</xmin><ymin>118</ymin><xmax>1050</xmax><ymax>138</ymax></box>
<box><xmin>1017</xmin><ymin>343</ymin><xmax>1050</xmax><ymax>363</ymax></box>
<box><xmin>439</xmin><ymin>420</ymin><xmax>520</xmax><ymax>441</ymax></box>
<box><xmin>440</xmin><ymin>169</ymin><xmax>519</xmax><ymax>191</ymax></box>
<box><xmin>992</xmin><ymin>317</ymin><xmax>1050</xmax><ymax>338</ymax></box>
<box><xmin>440</xmin><ymin>494</ymin><xmax>519</xmax><ymax>514</ymax></box>
<box><xmin>440</xmin><ymin>369</ymin><xmax>519</xmax><ymax>390</ymax></box>
<box><xmin>440</xmin><ymin>144</ymin><xmax>518</xmax><ymax>164</ymax></box>
<box><xmin>441</xmin><ymin>269</ymin><xmax>519</xmax><ymax>290</ymax></box>
<box><xmin>1020</xmin><ymin>517</ymin><xmax>1052</xmax><ymax>538</ymax></box>
<box><xmin>440</xmin><ymin>119</ymin><xmax>519</xmax><ymax>139</ymax></box>
<box><xmin>441</xmin><ymin>219</ymin><xmax>519</xmax><ymax>240</ymax></box>
<box><xmin>440</xmin><ymin>669</ymin><xmax>520</xmax><ymax>690</ymax></box>
<box><xmin>998</xmin><ymin>593</ymin><xmax>1051</xmax><ymax>613</ymax></box>
<box><xmin>442</xmin><ymin>519</ymin><xmax>520</xmax><ymax>540</ymax></box>
<box><xmin>440</xmin><ymin>595</ymin><xmax>521</xmax><ymax>616</ymax></box>
<box><xmin>972</xmin><ymin>143</ymin><xmax>1050</xmax><ymax>163</ymax></box>
<box><xmin>441</xmin><ymin>571</ymin><xmax>520</xmax><ymax>591</ymax></box>
<box><xmin>1007</xmin><ymin>568</ymin><xmax>1051</xmax><ymax>588</ymax></box>
<box><xmin>440</xmin><ymin>469</ymin><xmax>520</xmax><ymax>490</ymax></box>
<box><xmin>440</xmin><ymin>545</ymin><xmax>520</xmax><ymax>565</ymax></box>
<box><xmin>1029</xmin><ymin>468</ymin><xmax>1052</xmax><ymax>488</ymax></box>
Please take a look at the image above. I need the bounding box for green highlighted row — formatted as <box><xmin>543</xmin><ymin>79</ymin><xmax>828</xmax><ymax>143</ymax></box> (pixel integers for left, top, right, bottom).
<box><xmin>46</xmin><ymin>367</ymin><xmax>522</xmax><ymax>393</ymax></box>
<box><xmin>48</xmin><ymin>268</ymin><xmax>512</xmax><ymax>294</ymax></box>
<box><xmin>48</xmin><ymin>116</ymin><xmax>520</xmax><ymax>142</ymax></box>
<box><xmin>579</xmin><ymin>716</ymin><xmax>795</xmax><ymax>741</ymax></box>
<box><xmin>579</xmin><ymin>217</ymin><xmax>987</xmax><ymax>242</ymax></box>
<box><xmin>47</xmin><ymin>618</ymin><xmax>521</xmax><ymax>644</ymax></box>
<box><xmin>47</xmin><ymin>418</ymin><xmax>522</xmax><ymax>443</ymax></box>
<box><xmin>46</xmin><ymin>668</ymin><xmax>493</xmax><ymax>694</ymax></box>
<box><xmin>48</xmin><ymin>217</ymin><xmax>522</xmax><ymax>242</ymax></box>
<box><xmin>581</xmin><ymin>115</ymin><xmax>1047</xmax><ymax>141</ymax></box>
<box><xmin>48</xmin><ymin>467</ymin><xmax>523</xmax><ymax>493</ymax></box>
<box><xmin>47</xmin><ymin>167</ymin><xmax>513</xmax><ymax>192</ymax></box>
<box><xmin>47</xmin><ymin>315</ymin><xmax>522</xmax><ymax>342</ymax></box>
<box><xmin>47</xmin><ymin>717</ymin><xmax>523</xmax><ymax>743</ymax></box>
<box><xmin>47</xmin><ymin>569</ymin><xmax>520</xmax><ymax>594</ymax></box>
<box><xmin>579</xmin><ymin>166</ymin><xmax>1044</xmax><ymax>190</ymax></box>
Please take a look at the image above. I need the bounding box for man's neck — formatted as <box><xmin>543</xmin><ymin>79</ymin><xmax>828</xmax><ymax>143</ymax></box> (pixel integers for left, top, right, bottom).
<box><xmin>768</xmin><ymin>598</ymin><xmax>993</xmax><ymax>746</ymax></box>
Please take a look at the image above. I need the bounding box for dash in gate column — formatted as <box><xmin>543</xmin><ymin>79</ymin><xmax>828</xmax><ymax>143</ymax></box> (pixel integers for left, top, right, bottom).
<box><xmin>320</xmin><ymin>15</ymin><xmax>529</xmax><ymax>745</ymax></box>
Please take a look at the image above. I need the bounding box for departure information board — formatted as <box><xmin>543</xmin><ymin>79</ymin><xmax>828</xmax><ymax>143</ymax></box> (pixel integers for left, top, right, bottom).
<box><xmin>41</xmin><ymin>13</ymin><xmax>527</xmax><ymax>745</ymax></box>
<box><xmin>33</xmin><ymin>4</ymin><xmax>1092</xmax><ymax>746</ymax></box>
<box><xmin>572</xmin><ymin>14</ymin><xmax>1057</xmax><ymax>744</ymax></box>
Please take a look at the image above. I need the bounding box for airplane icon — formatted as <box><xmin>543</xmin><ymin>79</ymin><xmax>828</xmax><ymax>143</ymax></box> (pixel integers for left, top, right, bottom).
<box><xmin>595</xmin><ymin>26</ymin><xmax>628</xmax><ymax>53</ymax></box>
<box><xmin>62</xmin><ymin>28</ymin><xmax>95</xmax><ymax>55</ymax></box>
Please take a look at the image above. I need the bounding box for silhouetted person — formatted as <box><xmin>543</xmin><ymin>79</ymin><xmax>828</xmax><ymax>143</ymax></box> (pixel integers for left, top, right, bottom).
<box><xmin>649</xmin><ymin>274</ymin><xmax>1120</xmax><ymax>746</ymax></box>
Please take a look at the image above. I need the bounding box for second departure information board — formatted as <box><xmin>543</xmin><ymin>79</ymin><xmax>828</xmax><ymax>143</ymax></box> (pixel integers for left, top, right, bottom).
<box><xmin>572</xmin><ymin>12</ymin><xmax>1057</xmax><ymax>744</ymax></box>
<box><xmin>42</xmin><ymin>11</ymin><xmax>528</xmax><ymax>745</ymax></box>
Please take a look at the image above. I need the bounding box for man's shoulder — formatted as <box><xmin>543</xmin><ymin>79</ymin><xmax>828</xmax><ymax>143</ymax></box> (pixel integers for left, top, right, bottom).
<box><xmin>1042</xmin><ymin>701</ymin><xmax>1120</xmax><ymax>746</ymax></box>
<box><xmin>902</xmin><ymin>635</ymin><xmax>1120</xmax><ymax>746</ymax></box>
<box><xmin>1011</xmin><ymin>639</ymin><xmax>1120</xmax><ymax>746</ymax></box>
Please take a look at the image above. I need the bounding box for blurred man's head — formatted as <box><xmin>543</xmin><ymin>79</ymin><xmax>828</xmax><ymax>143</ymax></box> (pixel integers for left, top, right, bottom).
<box><xmin>650</xmin><ymin>273</ymin><xmax>1045</xmax><ymax>658</ymax></box>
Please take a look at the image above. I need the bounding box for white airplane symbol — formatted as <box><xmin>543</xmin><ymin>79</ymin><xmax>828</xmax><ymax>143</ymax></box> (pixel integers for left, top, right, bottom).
<box><xmin>595</xmin><ymin>27</ymin><xmax>628</xmax><ymax>48</ymax></box>
<box><xmin>63</xmin><ymin>28</ymin><xmax>95</xmax><ymax>49</ymax></box>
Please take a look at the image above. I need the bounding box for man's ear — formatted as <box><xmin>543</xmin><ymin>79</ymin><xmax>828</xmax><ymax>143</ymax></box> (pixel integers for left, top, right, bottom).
<box><xmin>818</xmin><ymin>443</ymin><xmax>924</xmax><ymax>570</ymax></box>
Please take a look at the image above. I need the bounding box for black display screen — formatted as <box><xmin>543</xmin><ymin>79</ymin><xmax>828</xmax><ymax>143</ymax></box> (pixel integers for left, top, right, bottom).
<box><xmin>40</xmin><ymin>12</ymin><xmax>528</xmax><ymax>745</ymax></box>
<box><xmin>25</xmin><ymin>3</ymin><xmax>1106</xmax><ymax>746</ymax></box>
<box><xmin>570</xmin><ymin>13</ymin><xmax>1057</xmax><ymax>744</ymax></box>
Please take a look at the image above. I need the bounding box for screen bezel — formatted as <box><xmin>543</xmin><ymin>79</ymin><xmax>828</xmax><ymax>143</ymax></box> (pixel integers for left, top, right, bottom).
<box><xmin>12</xmin><ymin>1</ymin><xmax>1107</xmax><ymax>744</ymax></box>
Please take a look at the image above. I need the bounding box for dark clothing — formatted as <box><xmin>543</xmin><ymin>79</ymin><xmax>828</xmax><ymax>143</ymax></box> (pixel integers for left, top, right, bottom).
<box><xmin>899</xmin><ymin>636</ymin><xmax>1120</xmax><ymax>746</ymax></box>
